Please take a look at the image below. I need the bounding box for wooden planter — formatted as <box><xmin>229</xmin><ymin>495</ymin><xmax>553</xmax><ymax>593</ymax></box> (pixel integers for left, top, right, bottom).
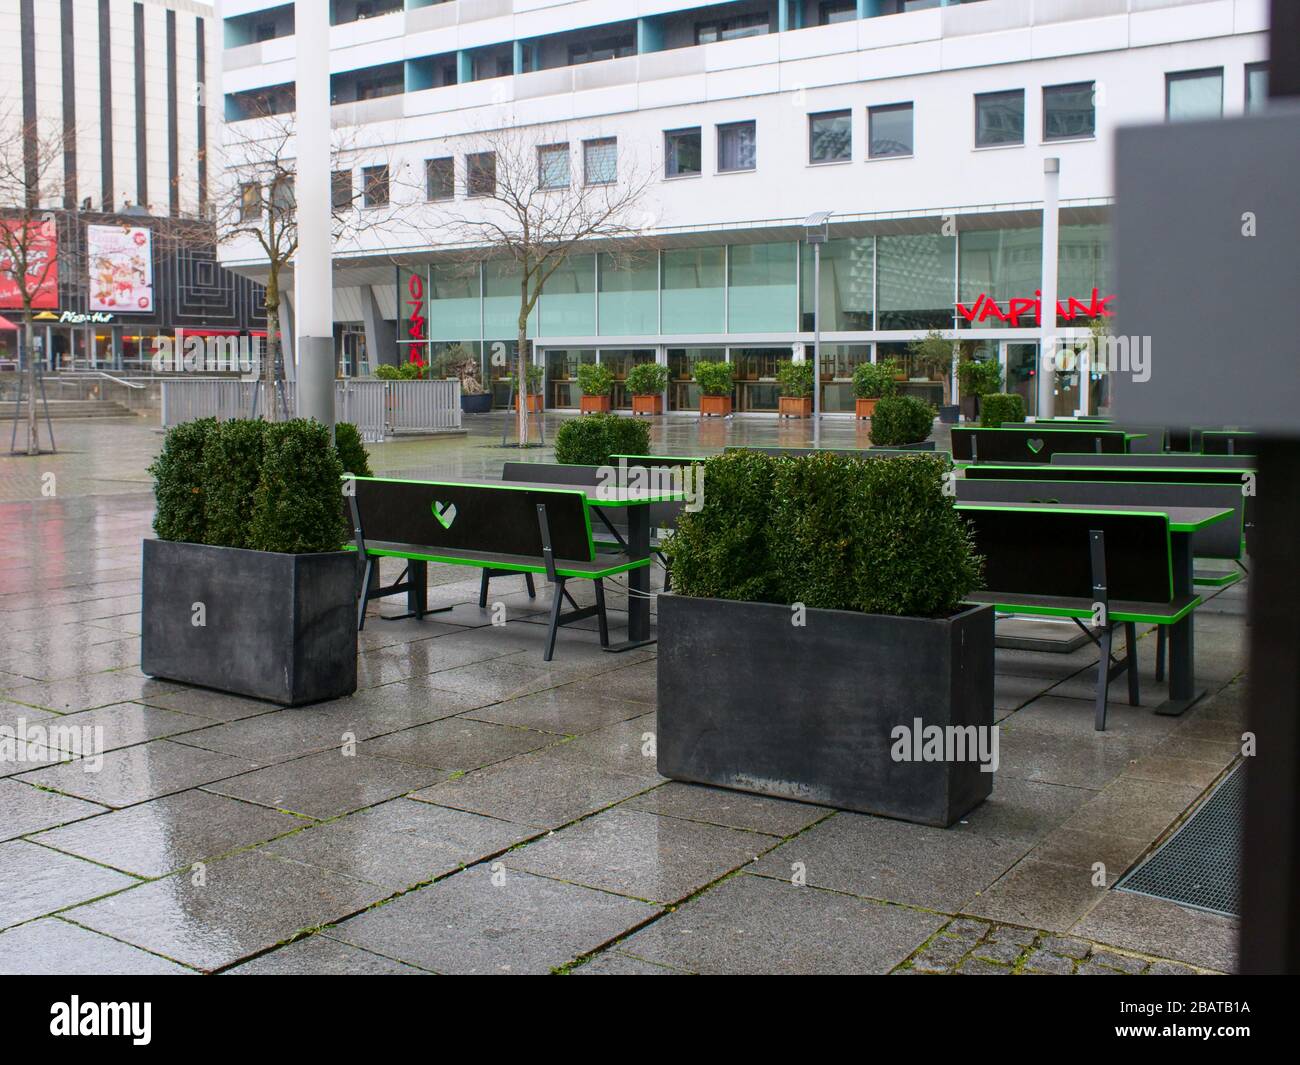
<box><xmin>579</xmin><ymin>395</ymin><xmax>612</xmax><ymax>414</ymax></box>
<box><xmin>516</xmin><ymin>393</ymin><xmax>543</xmax><ymax>413</ymax></box>
<box><xmin>699</xmin><ymin>394</ymin><xmax>732</xmax><ymax>417</ymax></box>
<box><xmin>855</xmin><ymin>397</ymin><xmax>878</xmax><ymax>419</ymax></box>
<box><xmin>779</xmin><ymin>396</ymin><xmax>813</xmax><ymax>418</ymax></box>
<box><xmin>631</xmin><ymin>394</ymin><xmax>664</xmax><ymax>415</ymax></box>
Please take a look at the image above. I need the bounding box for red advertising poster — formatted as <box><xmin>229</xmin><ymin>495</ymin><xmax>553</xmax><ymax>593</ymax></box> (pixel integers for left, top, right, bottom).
<box><xmin>0</xmin><ymin>219</ymin><xmax>59</xmax><ymax>310</ymax></box>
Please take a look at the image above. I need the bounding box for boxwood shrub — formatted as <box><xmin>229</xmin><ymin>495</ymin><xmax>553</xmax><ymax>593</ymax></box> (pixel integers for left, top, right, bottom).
<box><xmin>148</xmin><ymin>417</ymin><xmax>215</xmax><ymax>545</ymax></box>
<box><xmin>202</xmin><ymin>419</ymin><xmax>267</xmax><ymax>550</ymax></box>
<box><xmin>978</xmin><ymin>392</ymin><xmax>1027</xmax><ymax>428</ymax></box>
<box><xmin>666</xmin><ymin>451</ymin><xmax>981</xmax><ymax>618</ymax></box>
<box><xmin>249</xmin><ymin>420</ymin><xmax>349</xmax><ymax>554</ymax></box>
<box><xmin>334</xmin><ymin>421</ymin><xmax>373</xmax><ymax>477</ymax></box>
<box><xmin>576</xmin><ymin>362</ymin><xmax>614</xmax><ymax>397</ymax></box>
<box><xmin>553</xmin><ymin>413</ymin><xmax>651</xmax><ymax>466</ymax></box>
<box><xmin>869</xmin><ymin>394</ymin><xmax>935</xmax><ymax>447</ymax></box>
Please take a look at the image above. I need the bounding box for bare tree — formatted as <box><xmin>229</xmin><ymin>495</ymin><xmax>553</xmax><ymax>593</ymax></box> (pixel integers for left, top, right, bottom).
<box><xmin>212</xmin><ymin>98</ymin><xmax>415</xmax><ymax>418</ymax></box>
<box><xmin>437</xmin><ymin>125</ymin><xmax>655</xmax><ymax>447</ymax></box>
<box><xmin>0</xmin><ymin>105</ymin><xmax>65</xmax><ymax>453</ymax></box>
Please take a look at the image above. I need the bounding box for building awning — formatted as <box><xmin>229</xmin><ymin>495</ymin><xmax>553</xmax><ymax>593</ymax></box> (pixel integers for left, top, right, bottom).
<box><xmin>0</xmin><ymin>314</ymin><xmax>19</xmax><ymax>331</ymax></box>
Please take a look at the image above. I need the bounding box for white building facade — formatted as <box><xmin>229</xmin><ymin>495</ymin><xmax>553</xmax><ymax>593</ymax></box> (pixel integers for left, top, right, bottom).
<box><xmin>217</xmin><ymin>0</ymin><xmax>1270</xmax><ymax>414</ymax></box>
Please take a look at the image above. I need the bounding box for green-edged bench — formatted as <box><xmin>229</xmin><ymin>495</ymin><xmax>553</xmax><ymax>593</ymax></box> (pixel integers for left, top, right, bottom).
<box><xmin>349</xmin><ymin>476</ymin><xmax>652</xmax><ymax>661</ymax></box>
<box><xmin>952</xmin><ymin>426</ymin><xmax>1129</xmax><ymax>464</ymax></box>
<box><xmin>1202</xmin><ymin>430</ymin><xmax>1257</xmax><ymax>456</ymax></box>
<box><xmin>956</xmin><ymin>504</ymin><xmax>1211</xmax><ymax>730</ymax></box>
<box><xmin>1052</xmin><ymin>452</ymin><xmax>1255</xmax><ymax>470</ymax></box>
<box><xmin>722</xmin><ymin>445</ymin><xmax>948</xmax><ymax>459</ymax></box>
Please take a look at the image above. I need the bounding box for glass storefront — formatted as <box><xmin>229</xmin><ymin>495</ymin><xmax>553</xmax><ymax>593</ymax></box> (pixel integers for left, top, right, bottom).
<box><xmin>598</xmin><ymin>251</ymin><xmax>657</xmax><ymax>336</ymax></box>
<box><xmin>1004</xmin><ymin>342</ymin><xmax>1039</xmax><ymax>418</ymax></box>
<box><xmin>815</xmin><ymin>343</ymin><xmax>872</xmax><ymax>412</ymax></box>
<box><xmin>957</xmin><ymin>226</ymin><xmax>1043</xmax><ymax>329</ymax></box>
<box><xmin>662</xmin><ymin>248</ymin><xmax>725</xmax><ymax>334</ymax></box>
<box><xmin>731</xmin><ymin>347</ymin><xmax>791</xmax><ymax>412</ymax></box>
<box><xmin>876</xmin><ymin>340</ymin><xmax>944</xmax><ymax>407</ymax></box>
<box><xmin>540</xmin><ymin>254</ymin><xmax>595</xmax><ymax>336</ymax></box>
<box><xmin>876</xmin><ymin>233</ymin><xmax>956</xmax><ymax>330</ymax></box>
<box><xmin>667</xmin><ymin>346</ymin><xmax>722</xmax><ymax>411</ymax></box>
<box><xmin>601</xmin><ymin>348</ymin><xmax>656</xmax><ymax>409</ymax></box>
<box><xmin>544</xmin><ymin>347</ymin><xmax>595</xmax><ymax>408</ymax></box>
<box><xmin>727</xmin><ymin>243</ymin><xmax>797</xmax><ymax>333</ymax></box>
<box><xmin>800</xmin><ymin>238</ymin><xmax>873</xmax><ymax>332</ymax></box>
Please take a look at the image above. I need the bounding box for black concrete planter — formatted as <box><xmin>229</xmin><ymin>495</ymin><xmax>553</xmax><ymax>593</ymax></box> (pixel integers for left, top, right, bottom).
<box><xmin>461</xmin><ymin>393</ymin><xmax>492</xmax><ymax>414</ymax></box>
<box><xmin>938</xmin><ymin>403</ymin><xmax>961</xmax><ymax>424</ymax></box>
<box><xmin>141</xmin><ymin>539</ymin><xmax>357</xmax><ymax>706</ymax></box>
<box><xmin>871</xmin><ymin>439</ymin><xmax>936</xmax><ymax>451</ymax></box>
<box><xmin>656</xmin><ymin>595</ymin><xmax>995</xmax><ymax>826</ymax></box>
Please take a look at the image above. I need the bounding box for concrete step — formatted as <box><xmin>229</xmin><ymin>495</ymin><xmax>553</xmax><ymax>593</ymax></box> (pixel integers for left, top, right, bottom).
<box><xmin>0</xmin><ymin>399</ymin><xmax>136</xmax><ymax>418</ymax></box>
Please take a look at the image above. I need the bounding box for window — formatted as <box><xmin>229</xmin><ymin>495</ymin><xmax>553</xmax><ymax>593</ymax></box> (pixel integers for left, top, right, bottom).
<box><xmin>809</xmin><ymin>110</ymin><xmax>851</xmax><ymax>163</ymax></box>
<box><xmin>467</xmin><ymin>151</ymin><xmax>496</xmax><ymax>196</ymax></box>
<box><xmin>1246</xmin><ymin>63</ymin><xmax>1268</xmax><ymax>113</ymax></box>
<box><xmin>869</xmin><ymin>103</ymin><xmax>913</xmax><ymax>158</ymax></box>
<box><xmin>567</xmin><ymin>34</ymin><xmax>635</xmax><ymax>65</ymax></box>
<box><xmin>331</xmin><ymin>170</ymin><xmax>353</xmax><ymax>210</ymax></box>
<box><xmin>425</xmin><ymin>157</ymin><xmax>453</xmax><ymax>201</ymax></box>
<box><xmin>717</xmin><ymin>121</ymin><xmax>756</xmax><ymax>172</ymax></box>
<box><xmin>1043</xmin><ymin>82</ymin><xmax>1095</xmax><ymax>141</ymax></box>
<box><xmin>239</xmin><ymin>182</ymin><xmax>262</xmax><ymax>221</ymax></box>
<box><xmin>1166</xmin><ymin>68</ymin><xmax>1223</xmax><ymax>121</ymax></box>
<box><xmin>819</xmin><ymin>1</ymin><xmax>858</xmax><ymax>25</ymax></box>
<box><xmin>254</xmin><ymin>21</ymin><xmax>277</xmax><ymax>42</ymax></box>
<box><xmin>664</xmin><ymin>128</ymin><xmax>702</xmax><ymax>178</ymax></box>
<box><xmin>269</xmin><ymin>176</ymin><xmax>294</xmax><ymax>213</ymax></box>
<box><xmin>583</xmin><ymin>138</ymin><xmax>617</xmax><ymax>185</ymax></box>
<box><xmin>354</xmin><ymin>68</ymin><xmax>403</xmax><ymax>101</ymax></box>
<box><xmin>362</xmin><ymin>165</ymin><xmax>389</xmax><ymax>208</ymax></box>
<box><xmin>975</xmin><ymin>90</ymin><xmax>1025</xmax><ymax>147</ymax></box>
<box><xmin>538</xmin><ymin>144</ymin><xmax>570</xmax><ymax>189</ymax></box>
<box><xmin>695</xmin><ymin>13</ymin><xmax>768</xmax><ymax>44</ymax></box>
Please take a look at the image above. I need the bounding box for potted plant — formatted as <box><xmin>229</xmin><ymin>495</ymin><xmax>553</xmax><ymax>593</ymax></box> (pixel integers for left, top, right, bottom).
<box><xmin>510</xmin><ymin>363</ymin><xmax>544</xmax><ymax>412</ymax></box>
<box><xmin>658</xmin><ymin>450</ymin><xmax>992</xmax><ymax>826</ymax></box>
<box><xmin>869</xmin><ymin>394</ymin><xmax>936</xmax><ymax>450</ymax></box>
<box><xmin>430</xmin><ymin>344</ymin><xmax>491</xmax><ymax>414</ymax></box>
<box><xmin>852</xmin><ymin>358</ymin><xmax>899</xmax><ymax>419</ymax></box>
<box><xmin>910</xmin><ymin>330</ymin><xmax>959</xmax><ymax>423</ymax></box>
<box><xmin>554</xmin><ymin>411</ymin><xmax>651</xmax><ymax>465</ymax></box>
<box><xmin>957</xmin><ymin>357</ymin><xmax>1003</xmax><ymax>422</ymax></box>
<box><xmin>979</xmin><ymin>392</ymin><xmax>1026</xmax><ymax>428</ymax></box>
<box><xmin>141</xmin><ymin>417</ymin><xmax>358</xmax><ymax>706</ymax></box>
<box><xmin>626</xmin><ymin>362</ymin><xmax>669</xmax><ymax>415</ymax></box>
<box><xmin>776</xmin><ymin>359</ymin><xmax>814</xmax><ymax>418</ymax></box>
<box><xmin>577</xmin><ymin>362</ymin><xmax>614</xmax><ymax>414</ymax></box>
<box><xmin>693</xmin><ymin>360</ymin><xmax>734</xmax><ymax>417</ymax></box>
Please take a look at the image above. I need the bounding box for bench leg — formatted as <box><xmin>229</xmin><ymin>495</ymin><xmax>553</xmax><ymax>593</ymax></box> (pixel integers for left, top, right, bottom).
<box><xmin>356</xmin><ymin>557</ymin><xmax>373</xmax><ymax>632</ymax></box>
<box><xmin>479</xmin><ymin>569</ymin><xmax>491</xmax><ymax>608</ymax></box>
<box><xmin>1125</xmin><ymin>622</ymin><xmax>1140</xmax><ymax>706</ymax></box>
<box><xmin>525</xmin><ymin>572</ymin><xmax>536</xmax><ymax>598</ymax></box>
<box><xmin>594</xmin><ymin>579</ymin><xmax>610</xmax><ymax>648</ymax></box>
<box><xmin>544</xmin><ymin>578</ymin><xmax>566</xmax><ymax>663</ymax></box>
<box><xmin>1094</xmin><ymin>624</ymin><xmax>1113</xmax><ymax>732</ymax></box>
<box><xmin>1155</xmin><ymin>624</ymin><xmax>1166</xmax><ymax>683</ymax></box>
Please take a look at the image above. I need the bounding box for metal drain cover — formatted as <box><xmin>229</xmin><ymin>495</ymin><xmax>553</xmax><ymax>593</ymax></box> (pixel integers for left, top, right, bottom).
<box><xmin>1116</xmin><ymin>761</ymin><xmax>1244</xmax><ymax>918</ymax></box>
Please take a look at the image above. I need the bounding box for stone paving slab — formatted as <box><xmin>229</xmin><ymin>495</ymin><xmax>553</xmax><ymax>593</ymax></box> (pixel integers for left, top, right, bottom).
<box><xmin>5</xmin><ymin>671</ymin><xmax>182</xmax><ymax>714</ymax></box>
<box><xmin>572</xmin><ymin>950</ymin><xmax>686</xmax><ymax>975</ymax></box>
<box><xmin>540</xmin><ymin>714</ymin><xmax>665</xmax><ymax>780</ymax></box>
<box><xmin>620</xmin><ymin>781</ymin><xmax>832</xmax><ymax>838</ymax></box>
<box><xmin>0</xmin><ymin>778</ymin><xmax>107</xmax><ymax>842</ymax></box>
<box><xmin>0</xmin><ymin>917</ymin><xmax>194</xmax><ymax>975</ymax></box>
<box><xmin>618</xmin><ymin>872</ymin><xmax>945</xmax><ymax>975</ymax></box>
<box><xmin>224</xmin><ymin>933</ymin><xmax>428</xmax><ymax>975</ymax></box>
<box><xmin>33</xmin><ymin>790</ymin><xmax>304</xmax><ymax>878</ymax></box>
<box><xmin>48</xmin><ymin>701</ymin><xmax>209</xmax><ymax>753</ymax></box>
<box><xmin>327</xmin><ymin>864</ymin><xmax>658</xmax><ymax>975</ymax></box>
<box><xmin>66</xmin><ymin>850</ymin><xmax>386</xmax><ymax>972</ymax></box>
<box><xmin>994</xmin><ymin>725</ymin><xmax>1157</xmax><ymax>790</ymax></box>
<box><xmin>1072</xmin><ymin>890</ymin><xmax>1240</xmax><ymax>972</ymax></box>
<box><xmin>464</xmin><ymin>685</ymin><xmax>651</xmax><ymax>735</ymax></box>
<box><xmin>949</xmin><ymin>775</ymin><xmax>1093</xmax><ymax>846</ymax></box>
<box><xmin>357</xmin><ymin>716</ymin><xmax>556</xmax><ymax>771</ymax></box>
<box><xmin>0</xmin><ymin>840</ymin><xmax>138</xmax><ymax>929</ymax></box>
<box><xmin>963</xmin><ymin>857</ymin><xmax>1110</xmax><ymax>933</ymax></box>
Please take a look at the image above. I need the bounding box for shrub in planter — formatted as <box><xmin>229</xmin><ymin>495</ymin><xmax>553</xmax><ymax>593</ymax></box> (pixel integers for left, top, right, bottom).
<box><xmin>577</xmin><ymin>362</ymin><xmax>614</xmax><ymax>413</ymax></box>
<box><xmin>693</xmin><ymin>360</ymin><xmax>734</xmax><ymax>416</ymax></box>
<box><xmin>626</xmin><ymin>362</ymin><xmax>668</xmax><ymax>414</ymax></box>
<box><xmin>776</xmin><ymin>359</ymin><xmax>814</xmax><ymax>418</ymax></box>
<box><xmin>148</xmin><ymin>417</ymin><xmax>215</xmax><ymax>545</ymax></box>
<box><xmin>958</xmin><ymin>359</ymin><xmax>1002</xmax><ymax>403</ymax></box>
<box><xmin>553</xmin><ymin>411</ymin><xmax>651</xmax><ymax>466</ymax></box>
<box><xmin>509</xmin><ymin>364</ymin><xmax>544</xmax><ymax>409</ymax></box>
<box><xmin>869</xmin><ymin>394</ymin><xmax>935</xmax><ymax>447</ymax></box>
<box><xmin>333</xmin><ymin>421</ymin><xmax>373</xmax><ymax>478</ymax></box>
<box><xmin>978</xmin><ymin>392</ymin><xmax>1027</xmax><ymax>428</ymax></box>
<box><xmin>201</xmin><ymin>419</ymin><xmax>267</xmax><ymax>550</ymax></box>
<box><xmin>249</xmin><ymin>421</ymin><xmax>350</xmax><ymax>553</ymax></box>
<box><xmin>852</xmin><ymin>359</ymin><xmax>898</xmax><ymax>418</ymax></box>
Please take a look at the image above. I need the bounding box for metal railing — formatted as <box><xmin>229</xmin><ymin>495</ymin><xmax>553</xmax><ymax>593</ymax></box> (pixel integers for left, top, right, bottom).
<box><xmin>160</xmin><ymin>378</ymin><xmax>461</xmax><ymax>441</ymax></box>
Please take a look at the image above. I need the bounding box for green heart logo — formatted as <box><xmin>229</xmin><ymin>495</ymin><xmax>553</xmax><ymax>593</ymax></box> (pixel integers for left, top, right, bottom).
<box><xmin>1027</xmin><ymin>437</ymin><xmax>1045</xmax><ymax>454</ymax></box>
<box><xmin>432</xmin><ymin>501</ymin><xmax>457</xmax><ymax>529</ymax></box>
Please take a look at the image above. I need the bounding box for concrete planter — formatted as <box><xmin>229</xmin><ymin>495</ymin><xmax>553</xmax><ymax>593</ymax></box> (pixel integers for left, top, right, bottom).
<box><xmin>871</xmin><ymin>439</ymin><xmax>936</xmax><ymax>451</ymax></box>
<box><xmin>778</xmin><ymin>396</ymin><xmax>813</xmax><ymax>418</ymax></box>
<box><xmin>631</xmin><ymin>394</ymin><xmax>664</xmax><ymax>415</ymax></box>
<box><xmin>699</xmin><ymin>395</ymin><xmax>732</xmax><ymax>417</ymax></box>
<box><xmin>657</xmin><ymin>594</ymin><xmax>995</xmax><ymax>826</ymax></box>
<box><xmin>580</xmin><ymin>395</ymin><xmax>612</xmax><ymax>414</ymax></box>
<box><xmin>461</xmin><ymin>393</ymin><xmax>492</xmax><ymax>414</ymax></box>
<box><xmin>141</xmin><ymin>539</ymin><xmax>358</xmax><ymax>707</ymax></box>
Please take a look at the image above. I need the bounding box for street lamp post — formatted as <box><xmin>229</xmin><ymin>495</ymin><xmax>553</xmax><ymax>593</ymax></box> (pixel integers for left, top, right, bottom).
<box><xmin>804</xmin><ymin>211</ymin><xmax>832</xmax><ymax>448</ymax></box>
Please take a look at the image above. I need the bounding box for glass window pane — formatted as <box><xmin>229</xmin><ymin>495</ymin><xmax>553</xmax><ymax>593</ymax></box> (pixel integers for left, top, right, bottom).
<box><xmin>467</xmin><ymin>152</ymin><xmax>496</xmax><ymax>195</ymax></box>
<box><xmin>727</xmin><ymin>242</ymin><xmax>796</xmax><ymax>333</ymax></box>
<box><xmin>667</xmin><ymin>346</ymin><xmax>724</xmax><ymax>410</ymax></box>
<box><xmin>809</xmin><ymin>111</ymin><xmax>851</xmax><ymax>163</ymax></box>
<box><xmin>975</xmin><ymin>90</ymin><xmax>1024</xmax><ymax>147</ymax></box>
<box><xmin>800</xmin><ymin>237</ymin><xmax>873</xmax><ymax>331</ymax></box>
<box><xmin>544</xmin><ymin>348</ymin><xmax>596</xmax><ymax>408</ymax></box>
<box><xmin>1246</xmin><ymin>64</ymin><xmax>1268</xmax><ymax>113</ymax></box>
<box><xmin>717</xmin><ymin>121</ymin><xmax>756</xmax><ymax>172</ymax></box>
<box><xmin>425</xmin><ymin>157</ymin><xmax>453</xmax><ymax>201</ymax></box>
<box><xmin>538</xmin><ymin>145</ymin><xmax>570</xmax><ymax>189</ymax></box>
<box><xmin>584</xmin><ymin>138</ymin><xmax>617</xmax><ymax>185</ymax></box>
<box><xmin>598</xmin><ymin>251</ymin><xmax>658</xmax><ymax>335</ymax></box>
<box><xmin>957</xmin><ymin>226</ymin><xmax>1043</xmax><ymax>329</ymax></box>
<box><xmin>665</xmin><ymin>128</ymin><xmax>702</xmax><ymax>177</ymax></box>
<box><xmin>429</xmin><ymin>263</ymin><xmax>481</xmax><ymax>340</ymax></box>
<box><xmin>876</xmin><ymin>232</ymin><xmax>956</xmax><ymax>330</ymax></box>
<box><xmin>539</xmin><ymin>253</ymin><xmax>594</xmax><ymax>336</ymax></box>
<box><xmin>483</xmin><ymin>261</ymin><xmax>537</xmax><ymax>340</ymax></box>
<box><xmin>1057</xmin><ymin>223</ymin><xmax>1111</xmax><ymax>327</ymax></box>
<box><xmin>1043</xmin><ymin>82</ymin><xmax>1095</xmax><ymax>140</ymax></box>
<box><xmin>661</xmin><ymin>247</ymin><xmax>725</xmax><ymax>334</ymax></box>
<box><xmin>1166</xmin><ymin>69</ymin><xmax>1223</xmax><ymax>121</ymax></box>
<box><xmin>869</xmin><ymin>103</ymin><xmax>913</xmax><ymax>158</ymax></box>
<box><xmin>362</xmin><ymin>165</ymin><xmax>389</xmax><ymax>207</ymax></box>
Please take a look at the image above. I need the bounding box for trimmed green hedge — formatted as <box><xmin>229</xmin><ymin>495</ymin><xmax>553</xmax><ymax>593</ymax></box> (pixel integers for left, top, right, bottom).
<box><xmin>249</xmin><ymin>421</ymin><xmax>349</xmax><ymax>554</ymax></box>
<box><xmin>852</xmin><ymin>359</ymin><xmax>899</xmax><ymax>400</ymax></box>
<box><xmin>334</xmin><ymin>421</ymin><xmax>373</xmax><ymax>477</ymax></box>
<box><xmin>666</xmin><ymin>451</ymin><xmax>981</xmax><ymax>617</ymax></box>
<box><xmin>776</xmin><ymin>359</ymin><xmax>814</xmax><ymax>398</ymax></box>
<box><xmin>553</xmin><ymin>412</ymin><xmax>651</xmax><ymax>466</ymax></box>
<box><xmin>149</xmin><ymin>417</ymin><xmax>215</xmax><ymax>545</ymax></box>
<box><xmin>979</xmin><ymin>392</ymin><xmax>1027</xmax><ymax>428</ymax></box>
<box><xmin>626</xmin><ymin>362</ymin><xmax>669</xmax><ymax>396</ymax></box>
<box><xmin>576</xmin><ymin>362</ymin><xmax>614</xmax><ymax>397</ymax></box>
<box><xmin>869</xmin><ymin>394</ymin><xmax>935</xmax><ymax>447</ymax></box>
<box><xmin>692</xmin><ymin>360</ymin><xmax>734</xmax><ymax>396</ymax></box>
<box><xmin>202</xmin><ymin>419</ymin><xmax>267</xmax><ymax>550</ymax></box>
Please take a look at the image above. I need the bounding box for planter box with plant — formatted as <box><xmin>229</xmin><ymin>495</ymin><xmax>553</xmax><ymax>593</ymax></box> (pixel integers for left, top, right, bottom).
<box><xmin>509</xmin><ymin>363</ymin><xmax>545</xmax><ymax>412</ymax></box>
<box><xmin>977</xmin><ymin>392</ymin><xmax>1027</xmax><ymax>428</ymax></box>
<box><xmin>659</xmin><ymin>451</ymin><xmax>993</xmax><ymax>826</ymax></box>
<box><xmin>693</xmin><ymin>360</ymin><xmax>734</xmax><ymax>417</ymax></box>
<box><xmin>430</xmin><ymin>344</ymin><xmax>490</xmax><ymax>414</ymax></box>
<box><xmin>958</xmin><ymin>359</ymin><xmax>1003</xmax><ymax>421</ymax></box>
<box><xmin>577</xmin><ymin>362</ymin><xmax>614</xmax><ymax>413</ymax></box>
<box><xmin>852</xmin><ymin>358</ymin><xmax>899</xmax><ymax>419</ymax></box>
<box><xmin>142</xmin><ymin>417</ymin><xmax>359</xmax><ymax>706</ymax></box>
<box><xmin>776</xmin><ymin>359</ymin><xmax>814</xmax><ymax>418</ymax></box>
<box><xmin>910</xmin><ymin>330</ymin><xmax>960</xmax><ymax>423</ymax></box>
<box><xmin>553</xmin><ymin>411</ymin><xmax>651</xmax><ymax>466</ymax></box>
<box><xmin>626</xmin><ymin>362</ymin><xmax>669</xmax><ymax>415</ymax></box>
<box><xmin>869</xmin><ymin>394</ymin><xmax>937</xmax><ymax>450</ymax></box>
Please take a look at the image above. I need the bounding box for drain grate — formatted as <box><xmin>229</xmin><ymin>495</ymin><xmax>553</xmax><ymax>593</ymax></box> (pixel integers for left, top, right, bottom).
<box><xmin>1116</xmin><ymin>761</ymin><xmax>1244</xmax><ymax>918</ymax></box>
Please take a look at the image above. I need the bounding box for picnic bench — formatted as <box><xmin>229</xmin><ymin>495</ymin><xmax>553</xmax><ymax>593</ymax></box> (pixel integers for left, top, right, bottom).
<box><xmin>722</xmin><ymin>445</ymin><xmax>948</xmax><ymax>459</ymax></box>
<box><xmin>1052</xmin><ymin>452</ymin><xmax>1255</xmax><ymax>470</ymax></box>
<box><xmin>956</xmin><ymin>502</ymin><xmax>1231</xmax><ymax>728</ymax></box>
<box><xmin>951</xmin><ymin>426</ymin><xmax>1129</xmax><ymax>464</ymax></box>
<box><xmin>348</xmin><ymin>476</ymin><xmax>657</xmax><ymax>661</ymax></box>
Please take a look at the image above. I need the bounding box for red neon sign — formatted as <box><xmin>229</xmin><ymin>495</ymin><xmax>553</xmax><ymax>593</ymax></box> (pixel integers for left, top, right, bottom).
<box><xmin>956</xmin><ymin>287</ymin><xmax>1115</xmax><ymax>327</ymax></box>
<box><xmin>404</xmin><ymin>272</ymin><xmax>427</xmax><ymax>367</ymax></box>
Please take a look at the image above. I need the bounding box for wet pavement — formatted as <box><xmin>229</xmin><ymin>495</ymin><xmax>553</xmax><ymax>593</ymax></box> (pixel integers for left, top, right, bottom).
<box><xmin>0</xmin><ymin>412</ymin><xmax>1247</xmax><ymax>974</ymax></box>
